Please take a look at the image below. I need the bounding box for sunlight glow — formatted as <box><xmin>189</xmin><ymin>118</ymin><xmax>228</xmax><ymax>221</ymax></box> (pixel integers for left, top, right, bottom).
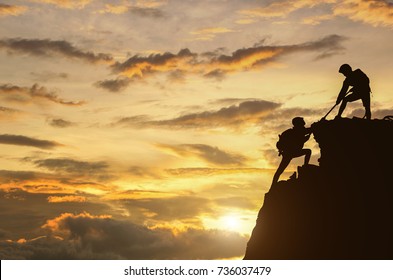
<box><xmin>220</xmin><ymin>215</ymin><xmax>241</xmax><ymax>231</ymax></box>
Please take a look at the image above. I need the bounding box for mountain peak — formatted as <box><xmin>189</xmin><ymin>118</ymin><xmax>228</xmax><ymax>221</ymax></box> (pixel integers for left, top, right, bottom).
<box><xmin>244</xmin><ymin>117</ymin><xmax>393</xmax><ymax>259</ymax></box>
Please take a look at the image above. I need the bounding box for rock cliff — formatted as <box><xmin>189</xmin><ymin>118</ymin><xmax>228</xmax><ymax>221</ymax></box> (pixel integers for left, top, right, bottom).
<box><xmin>244</xmin><ymin>117</ymin><xmax>393</xmax><ymax>259</ymax></box>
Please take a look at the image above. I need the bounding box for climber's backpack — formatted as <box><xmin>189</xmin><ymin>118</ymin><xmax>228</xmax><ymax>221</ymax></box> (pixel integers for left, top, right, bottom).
<box><xmin>276</xmin><ymin>128</ymin><xmax>296</xmax><ymax>156</ymax></box>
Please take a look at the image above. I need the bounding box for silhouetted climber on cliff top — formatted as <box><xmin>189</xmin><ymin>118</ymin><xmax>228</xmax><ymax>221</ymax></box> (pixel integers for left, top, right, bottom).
<box><xmin>335</xmin><ymin>64</ymin><xmax>371</xmax><ymax>120</ymax></box>
<box><xmin>271</xmin><ymin>117</ymin><xmax>312</xmax><ymax>186</ymax></box>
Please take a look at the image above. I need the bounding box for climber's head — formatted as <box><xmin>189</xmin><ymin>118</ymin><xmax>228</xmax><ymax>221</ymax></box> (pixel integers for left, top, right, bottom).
<box><xmin>292</xmin><ymin>117</ymin><xmax>305</xmax><ymax>128</ymax></box>
<box><xmin>339</xmin><ymin>64</ymin><xmax>352</xmax><ymax>77</ymax></box>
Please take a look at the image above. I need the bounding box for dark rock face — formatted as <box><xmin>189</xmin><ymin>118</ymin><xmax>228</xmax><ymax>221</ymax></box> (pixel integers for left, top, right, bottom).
<box><xmin>244</xmin><ymin>118</ymin><xmax>393</xmax><ymax>259</ymax></box>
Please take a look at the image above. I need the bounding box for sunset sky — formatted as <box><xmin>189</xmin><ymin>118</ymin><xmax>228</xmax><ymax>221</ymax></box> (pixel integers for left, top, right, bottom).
<box><xmin>0</xmin><ymin>0</ymin><xmax>393</xmax><ymax>260</ymax></box>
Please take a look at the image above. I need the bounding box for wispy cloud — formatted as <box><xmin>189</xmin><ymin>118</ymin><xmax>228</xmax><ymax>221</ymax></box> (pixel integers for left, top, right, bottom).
<box><xmin>28</xmin><ymin>157</ymin><xmax>115</xmax><ymax>183</ymax></box>
<box><xmin>165</xmin><ymin>167</ymin><xmax>271</xmax><ymax>177</ymax></box>
<box><xmin>47</xmin><ymin>118</ymin><xmax>76</xmax><ymax>128</ymax></box>
<box><xmin>0</xmin><ymin>106</ymin><xmax>22</xmax><ymax>120</ymax></box>
<box><xmin>111</xmin><ymin>48</ymin><xmax>196</xmax><ymax>79</ymax></box>
<box><xmin>267</xmin><ymin>107</ymin><xmax>326</xmax><ymax>123</ymax></box>
<box><xmin>0</xmin><ymin>134</ymin><xmax>62</xmax><ymax>149</ymax></box>
<box><xmin>32</xmin><ymin>0</ymin><xmax>93</xmax><ymax>9</ymax></box>
<box><xmin>0</xmin><ymin>106</ymin><xmax>20</xmax><ymax>113</ymax></box>
<box><xmin>33</xmin><ymin>158</ymin><xmax>109</xmax><ymax>176</ymax></box>
<box><xmin>239</xmin><ymin>0</ymin><xmax>393</xmax><ymax>28</ymax></box>
<box><xmin>108</xmin><ymin>35</ymin><xmax>347</xmax><ymax>89</ymax></box>
<box><xmin>0</xmin><ymin>83</ymin><xmax>85</xmax><ymax>106</ymax></box>
<box><xmin>114</xmin><ymin>100</ymin><xmax>281</xmax><ymax>129</ymax></box>
<box><xmin>47</xmin><ymin>195</ymin><xmax>87</xmax><ymax>203</ymax></box>
<box><xmin>334</xmin><ymin>0</ymin><xmax>393</xmax><ymax>28</ymax></box>
<box><xmin>190</xmin><ymin>27</ymin><xmax>236</xmax><ymax>41</ymax></box>
<box><xmin>0</xmin><ymin>38</ymin><xmax>113</xmax><ymax>64</ymax></box>
<box><xmin>96</xmin><ymin>3</ymin><xmax>129</xmax><ymax>14</ymax></box>
<box><xmin>239</xmin><ymin>0</ymin><xmax>325</xmax><ymax>19</ymax></box>
<box><xmin>96</xmin><ymin>0</ymin><xmax>166</xmax><ymax>17</ymax></box>
<box><xmin>0</xmin><ymin>170</ymin><xmax>49</xmax><ymax>184</ymax></box>
<box><xmin>128</xmin><ymin>6</ymin><xmax>165</xmax><ymax>17</ymax></box>
<box><xmin>94</xmin><ymin>78</ymin><xmax>132</xmax><ymax>92</ymax></box>
<box><xmin>119</xmin><ymin>195</ymin><xmax>213</xmax><ymax>221</ymax></box>
<box><xmin>302</xmin><ymin>14</ymin><xmax>336</xmax><ymax>25</ymax></box>
<box><xmin>0</xmin><ymin>4</ymin><xmax>27</xmax><ymax>16</ymax></box>
<box><xmin>302</xmin><ymin>0</ymin><xmax>393</xmax><ymax>27</ymax></box>
<box><xmin>30</xmin><ymin>71</ymin><xmax>69</xmax><ymax>82</ymax></box>
<box><xmin>155</xmin><ymin>143</ymin><xmax>248</xmax><ymax>166</ymax></box>
<box><xmin>0</xmin><ymin>169</ymin><xmax>112</xmax><ymax>194</ymax></box>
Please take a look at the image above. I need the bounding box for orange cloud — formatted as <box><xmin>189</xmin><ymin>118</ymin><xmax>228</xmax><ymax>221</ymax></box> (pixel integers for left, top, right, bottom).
<box><xmin>0</xmin><ymin>4</ymin><xmax>27</xmax><ymax>16</ymax></box>
<box><xmin>112</xmin><ymin>48</ymin><xmax>196</xmax><ymax>78</ymax></box>
<box><xmin>0</xmin><ymin>169</ymin><xmax>114</xmax><ymax>195</ymax></box>
<box><xmin>239</xmin><ymin>0</ymin><xmax>326</xmax><ymax>19</ymax></box>
<box><xmin>0</xmin><ymin>211</ymin><xmax>248</xmax><ymax>259</ymax></box>
<box><xmin>114</xmin><ymin>100</ymin><xmax>281</xmax><ymax>129</ymax></box>
<box><xmin>334</xmin><ymin>0</ymin><xmax>393</xmax><ymax>28</ymax></box>
<box><xmin>155</xmin><ymin>143</ymin><xmax>248</xmax><ymax>166</ymax></box>
<box><xmin>47</xmin><ymin>195</ymin><xmax>87</xmax><ymax>203</ymax></box>
<box><xmin>96</xmin><ymin>0</ymin><xmax>166</xmax><ymax>17</ymax></box>
<box><xmin>109</xmin><ymin>35</ymin><xmax>346</xmax><ymax>86</ymax></box>
<box><xmin>135</xmin><ymin>0</ymin><xmax>167</xmax><ymax>8</ymax></box>
<box><xmin>0</xmin><ymin>106</ymin><xmax>23</xmax><ymax>121</ymax></box>
<box><xmin>32</xmin><ymin>0</ymin><xmax>93</xmax><ymax>9</ymax></box>
<box><xmin>165</xmin><ymin>167</ymin><xmax>272</xmax><ymax>177</ymax></box>
<box><xmin>97</xmin><ymin>3</ymin><xmax>129</xmax><ymax>14</ymax></box>
<box><xmin>103</xmin><ymin>189</ymin><xmax>175</xmax><ymax>200</ymax></box>
<box><xmin>42</xmin><ymin>212</ymin><xmax>111</xmax><ymax>233</ymax></box>
<box><xmin>302</xmin><ymin>14</ymin><xmax>336</xmax><ymax>25</ymax></box>
<box><xmin>240</xmin><ymin>0</ymin><xmax>393</xmax><ymax>28</ymax></box>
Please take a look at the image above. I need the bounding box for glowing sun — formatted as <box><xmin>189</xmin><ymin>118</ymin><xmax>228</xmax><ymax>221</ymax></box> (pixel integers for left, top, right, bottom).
<box><xmin>220</xmin><ymin>215</ymin><xmax>241</xmax><ymax>231</ymax></box>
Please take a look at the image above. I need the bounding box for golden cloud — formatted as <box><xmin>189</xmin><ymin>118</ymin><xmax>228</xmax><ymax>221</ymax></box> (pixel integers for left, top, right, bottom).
<box><xmin>110</xmin><ymin>35</ymin><xmax>346</xmax><ymax>85</ymax></box>
<box><xmin>47</xmin><ymin>195</ymin><xmax>87</xmax><ymax>203</ymax></box>
<box><xmin>0</xmin><ymin>83</ymin><xmax>85</xmax><ymax>106</ymax></box>
<box><xmin>0</xmin><ymin>169</ymin><xmax>114</xmax><ymax>195</ymax></box>
<box><xmin>165</xmin><ymin>167</ymin><xmax>272</xmax><ymax>177</ymax></box>
<box><xmin>239</xmin><ymin>0</ymin><xmax>324</xmax><ymax>19</ymax></box>
<box><xmin>33</xmin><ymin>0</ymin><xmax>93</xmax><ymax>9</ymax></box>
<box><xmin>334</xmin><ymin>0</ymin><xmax>393</xmax><ymax>28</ymax></box>
<box><xmin>302</xmin><ymin>14</ymin><xmax>336</xmax><ymax>25</ymax></box>
<box><xmin>136</xmin><ymin>0</ymin><xmax>167</xmax><ymax>8</ymax></box>
<box><xmin>96</xmin><ymin>1</ymin><xmax>166</xmax><ymax>17</ymax></box>
<box><xmin>0</xmin><ymin>4</ymin><xmax>27</xmax><ymax>16</ymax></box>
<box><xmin>114</xmin><ymin>100</ymin><xmax>281</xmax><ymax>129</ymax></box>
<box><xmin>0</xmin><ymin>106</ymin><xmax>23</xmax><ymax>121</ymax></box>
<box><xmin>102</xmin><ymin>189</ymin><xmax>175</xmax><ymax>200</ymax></box>
<box><xmin>155</xmin><ymin>143</ymin><xmax>248</xmax><ymax>166</ymax></box>
<box><xmin>97</xmin><ymin>3</ymin><xmax>129</xmax><ymax>14</ymax></box>
<box><xmin>190</xmin><ymin>27</ymin><xmax>236</xmax><ymax>41</ymax></box>
<box><xmin>0</xmin><ymin>211</ymin><xmax>247</xmax><ymax>259</ymax></box>
<box><xmin>239</xmin><ymin>0</ymin><xmax>393</xmax><ymax>28</ymax></box>
<box><xmin>42</xmin><ymin>212</ymin><xmax>111</xmax><ymax>233</ymax></box>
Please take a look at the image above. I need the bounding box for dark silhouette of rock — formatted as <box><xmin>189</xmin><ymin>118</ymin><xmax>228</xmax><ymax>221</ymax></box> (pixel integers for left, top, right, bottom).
<box><xmin>244</xmin><ymin>118</ymin><xmax>393</xmax><ymax>259</ymax></box>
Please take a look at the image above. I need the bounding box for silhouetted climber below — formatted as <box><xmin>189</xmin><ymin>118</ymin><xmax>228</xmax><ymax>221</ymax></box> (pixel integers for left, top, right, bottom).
<box><xmin>335</xmin><ymin>64</ymin><xmax>371</xmax><ymax>120</ymax></box>
<box><xmin>272</xmin><ymin>117</ymin><xmax>312</xmax><ymax>186</ymax></box>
